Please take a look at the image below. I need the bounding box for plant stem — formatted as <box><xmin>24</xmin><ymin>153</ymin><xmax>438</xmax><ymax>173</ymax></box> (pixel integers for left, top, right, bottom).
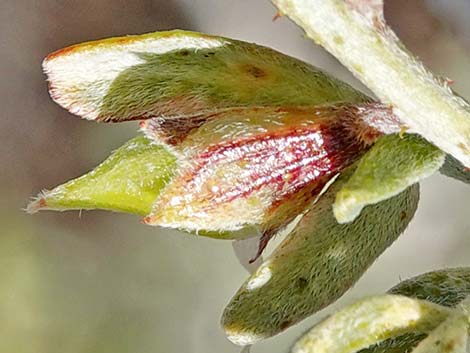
<box><xmin>271</xmin><ymin>0</ymin><xmax>470</xmax><ymax>167</ymax></box>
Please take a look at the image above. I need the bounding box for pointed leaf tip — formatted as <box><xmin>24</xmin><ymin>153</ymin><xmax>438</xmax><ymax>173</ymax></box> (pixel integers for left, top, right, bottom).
<box><xmin>27</xmin><ymin>136</ymin><xmax>176</xmax><ymax>216</ymax></box>
<box><xmin>26</xmin><ymin>194</ymin><xmax>48</xmax><ymax>214</ymax></box>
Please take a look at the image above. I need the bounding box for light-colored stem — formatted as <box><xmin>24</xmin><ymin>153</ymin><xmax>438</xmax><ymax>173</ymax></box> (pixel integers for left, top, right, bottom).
<box><xmin>271</xmin><ymin>0</ymin><xmax>470</xmax><ymax>167</ymax></box>
<box><xmin>458</xmin><ymin>294</ymin><xmax>470</xmax><ymax>330</ymax></box>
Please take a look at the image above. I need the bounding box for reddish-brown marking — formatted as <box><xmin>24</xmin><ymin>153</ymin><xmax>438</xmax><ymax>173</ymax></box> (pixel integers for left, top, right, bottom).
<box><xmin>272</xmin><ymin>11</ymin><xmax>283</xmax><ymax>21</ymax></box>
<box><xmin>445</xmin><ymin>78</ymin><xmax>455</xmax><ymax>86</ymax></box>
<box><xmin>242</xmin><ymin>64</ymin><xmax>267</xmax><ymax>79</ymax></box>
<box><xmin>45</xmin><ymin>35</ymin><xmax>154</xmax><ymax>61</ymax></box>
<box><xmin>279</xmin><ymin>320</ymin><xmax>292</xmax><ymax>330</ymax></box>
<box><xmin>185</xmin><ymin>117</ymin><xmax>367</xmax><ymax>208</ymax></box>
<box><xmin>45</xmin><ymin>31</ymin><xmax>221</xmax><ymax>61</ymax></box>
<box><xmin>45</xmin><ymin>45</ymin><xmax>82</xmax><ymax>61</ymax></box>
<box><xmin>38</xmin><ymin>198</ymin><xmax>47</xmax><ymax>208</ymax></box>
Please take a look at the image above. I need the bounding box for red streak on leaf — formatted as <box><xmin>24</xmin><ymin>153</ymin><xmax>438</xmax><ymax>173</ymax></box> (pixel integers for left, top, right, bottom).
<box><xmin>183</xmin><ymin>119</ymin><xmax>366</xmax><ymax>209</ymax></box>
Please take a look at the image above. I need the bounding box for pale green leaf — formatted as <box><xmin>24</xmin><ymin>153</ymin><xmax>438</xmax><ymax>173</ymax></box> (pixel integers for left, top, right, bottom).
<box><xmin>361</xmin><ymin>268</ymin><xmax>470</xmax><ymax>353</ymax></box>
<box><xmin>27</xmin><ymin>136</ymin><xmax>176</xmax><ymax>216</ymax></box>
<box><xmin>290</xmin><ymin>295</ymin><xmax>451</xmax><ymax>353</ymax></box>
<box><xmin>334</xmin><ymin>134</ymin><xmax>444</xmax><ymax>223</ymax></box>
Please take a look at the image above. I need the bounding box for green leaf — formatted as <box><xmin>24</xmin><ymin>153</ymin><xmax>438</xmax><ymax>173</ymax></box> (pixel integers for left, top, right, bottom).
<box><xmin>410</xmin><ymin>312</ymin><xmax>468</xmax><ymax>353</ymax></box>
<box><xmin>388</xmin><ymin>268</ymin><xmax>470</xmax><ymax>306</ymax></box>
<box><xmin>221</xmin><ymin>170</ymin><xmax>419</xmax><ymax>345</ymax></box>
<box><xmin>361</xmin><ymin>268</ymin><xmax>470</xmax><ymax>353</ymax></box>
<box><xmin>440</xmin><ymin>155</ymin><xmax>470</xmax><ymax>184</ymax></box>
<box><xmin>27</xmin><ymin>136</ymin><xmax>176</xmax><ymax>216</ymax></box>
<box><xmin>334</xmin><ymin>134</ymin><xmax>444</xmax><ymax>223</ymax></box>
<box><xmin>290</xmin><ymin>295</ymin><xmax>451</xmax><ymax>353</ymax></box>
<box><xmin>43</xmin><ymin>30</ymin><xmax>369</xmax><ymax>123</ymax></box>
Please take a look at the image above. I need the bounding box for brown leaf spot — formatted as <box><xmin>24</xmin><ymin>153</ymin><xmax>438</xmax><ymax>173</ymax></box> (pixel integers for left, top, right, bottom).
<box><xmin>279</xmin><ymin>320</ymin><xmax>292</xmax><ymax>330</ymax></box>
<box><xmin>296</xmin><ymin>277</ymin><xmax>308</xmax><ymax>291</ymax></box>
<box><xmin>444</xmin><ymin>340</ymin><xmax>456</xmax><ymax>353</ymax></box>
<box><xmin>243</xmin><ymin>64</ymin><xmax>267</xmax><ymax>79</ymax></box>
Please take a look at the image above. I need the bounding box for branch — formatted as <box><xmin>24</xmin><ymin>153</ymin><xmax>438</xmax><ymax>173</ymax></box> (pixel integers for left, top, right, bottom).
<box><xmin>271</xmin><ymin>0</ymin><xmax>470</xmax><ymax>167</ymax></box>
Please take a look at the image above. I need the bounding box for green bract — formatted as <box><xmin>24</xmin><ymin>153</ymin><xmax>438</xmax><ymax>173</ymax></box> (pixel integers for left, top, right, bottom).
<box><xmin>27</xmin><ymin>136</ymin><xmax>176</xmax><ymax>216</ymax></box>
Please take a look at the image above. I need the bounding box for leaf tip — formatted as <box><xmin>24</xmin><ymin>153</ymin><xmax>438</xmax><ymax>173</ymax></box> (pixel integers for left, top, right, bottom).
<box><xmin>333</xmin><ymin>190</ymin><xmax>363</xmax><ymax>224</ymax></box>
<box><xmin>26</xmin><ymin>193</ymin><xmax>49</xmax><ymax>214</ymax></box>
<box><xmin>223</xmin><ymin>325</ymin><xmax>264</xmax><ymax>346</ymax></box>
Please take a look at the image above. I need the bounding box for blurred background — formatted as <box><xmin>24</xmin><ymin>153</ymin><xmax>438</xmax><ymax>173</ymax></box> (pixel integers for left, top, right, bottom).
<box><xmin>1</xmin><ymin>1</ymin><xmax>469</xmax><ymax>352</ymax></box>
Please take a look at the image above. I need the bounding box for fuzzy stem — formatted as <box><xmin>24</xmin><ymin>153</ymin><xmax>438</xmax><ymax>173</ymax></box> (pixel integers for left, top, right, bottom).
<box><xmin>458</xmin><ymin>295</ymin><xmax>470</xmax><ymax>332</ymax></box>
<box><xmin>271</xmin><ymin>0</ymin><xmax>470</xmax><ymax>167</ymax></box>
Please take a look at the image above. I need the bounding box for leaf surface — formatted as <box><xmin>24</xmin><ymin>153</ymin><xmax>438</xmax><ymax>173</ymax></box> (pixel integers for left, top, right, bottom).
<box><xmin>221</xmin><ymin>170</ymin><xmax>419</xmax><ymax>345</ymax></box>
<box><xmin>361</xmin><ymin>268</ymin><xmax>470</xmax><ymax>353</ymax></box>
<box><xmin>290</xmin><ymin>295</ymin><xmax>451</xmax><ymax>353</ymax></box>
<box><xmin>410</xmin><ymin>312</ymin><xmax>468</xmax><ymax>353</ymax></box>
<box><xmin>334</xmin><ymin>134</ymin><xmax>444</xmax><ymax>223</ymax></box>
<box><xmin>27</xmin><ymin>136</ymin><xmax>176</xmax><ymax>216</ymax></box>
<box><xmin>43</xmin><ymin>30</ymin><xmax>369</xmax><ymax>123</ymax></box>
<box><xmin>440</xmin><ymin>155</ymin><xmax>470</xmax><ymax>184</ymax></box>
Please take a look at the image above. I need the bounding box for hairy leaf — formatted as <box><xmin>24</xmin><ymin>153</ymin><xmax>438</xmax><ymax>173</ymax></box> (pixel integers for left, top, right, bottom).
<box><xmin>27</xmin><ymin>136</ymin><xmax>176</xmax><ymax>216</ymax></box>
<box><xmin>43</xmin><ymin>30</ymin><xmax>369</xmax><ymax>123</ymax></box>
<box><xmin>440</xmin><ymin>155</ymin><xmax>470</xmax><ymax>184</ymax></box>
<box><xmin>389</xmin><ymin>268</ymin><xmax>470</xmax><ymax>307</ymax></box>
<box><xmin>411</xmin><ymin>312</ymin><xmax>468</xmax><ymax>353</ymax></box>
<box><xmin>361</xmin><ymin>268</ymin><xmax>470</xmax><ymax>353</ymax></box>
<box><xmin>221</xmin><ymin>171</ymin><xmax>419</xmax><ymax>345</ymax></box>
<box><xmin>290</xmin><ymin>295</ymin><xmax>451</xmax><ymax>353</ymax></box>
<box><xmin>334</xmin><ymin>134</ymin><xmax>444</xmax><ymax>223</ymax></box>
